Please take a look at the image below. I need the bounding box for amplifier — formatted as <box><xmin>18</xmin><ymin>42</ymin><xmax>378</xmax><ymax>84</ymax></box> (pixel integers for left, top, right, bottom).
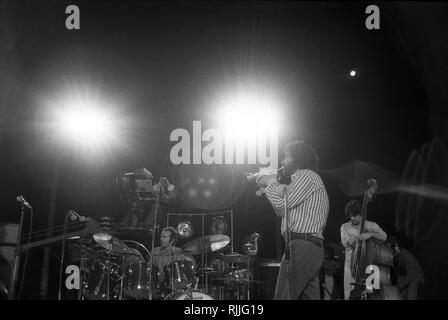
<box><xmin>256</xmin><ymin>260</ymin><xmax>280</xmax><ymax>300</ymax></box>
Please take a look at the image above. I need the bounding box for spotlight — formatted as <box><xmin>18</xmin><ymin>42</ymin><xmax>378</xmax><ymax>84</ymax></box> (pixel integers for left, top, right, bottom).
<box><xmin>217</xmin><ymin>91</ymin><xmax>279</xmax><ymax>138</ymax></box>
<box><xmin>214</xmin><ymin>86</ymin><xmax>282</xmax><ymax>145</ymax></box>
<box><xmin>188</xmin><ymin>188</ymin><xmax>198</xmax><ymax>197</ymax></box>
<box><xmin>56</xmin><ymin>106</ymin><xmax>115</xmax><ymax>148</ymax></box>
<box><xmin>203</xmin><ymin>190</ymin><xmax>212</xmax><ymax>198</ymax></box>
<box><xmin>350</xmin><ymin>70</ymin><xmax>356</xmax><ymax>77</ymax></box>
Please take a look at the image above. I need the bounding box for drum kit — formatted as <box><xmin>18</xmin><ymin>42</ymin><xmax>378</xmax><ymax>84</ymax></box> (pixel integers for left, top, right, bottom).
<box><xmin>76</xmin><ymin>230</ymin><xmax>258</xmax><ymax>300</ymax></box>
<box><xmin>73</xmin><ymin>168</ymin><xmax>259</xmax><ymax>300</ymax></box>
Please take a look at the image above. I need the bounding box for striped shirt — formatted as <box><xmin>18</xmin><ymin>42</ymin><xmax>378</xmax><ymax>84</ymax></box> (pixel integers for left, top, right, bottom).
<box><xmin>264</xmin><ymin>169</ymin><xmax>329</xmax><ymax>240</ymax></box>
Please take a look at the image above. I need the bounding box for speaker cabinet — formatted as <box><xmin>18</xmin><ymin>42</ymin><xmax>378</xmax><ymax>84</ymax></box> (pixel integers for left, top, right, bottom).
<box><xmin>256</xmin><ymin>260</ymin><xmax>280</xmax><ymax>300</ymax></box>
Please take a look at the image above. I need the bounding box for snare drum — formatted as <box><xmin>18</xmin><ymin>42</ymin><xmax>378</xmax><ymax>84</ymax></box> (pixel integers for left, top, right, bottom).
<box><xmin>162</xmin><ymin>260</ymin><xmax>195</xmax><ymax>290</ymax></box>
<box><xmin>163</xmin><ymin>290</ymin><xmax>214</xmax><ymax>300</ymax></box>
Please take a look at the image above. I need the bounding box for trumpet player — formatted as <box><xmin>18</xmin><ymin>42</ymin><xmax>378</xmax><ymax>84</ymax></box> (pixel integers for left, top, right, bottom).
<box><xmin>255</xmin><ymin>140</ymin><xmax>329</xmax><ymax>300</ymax></box>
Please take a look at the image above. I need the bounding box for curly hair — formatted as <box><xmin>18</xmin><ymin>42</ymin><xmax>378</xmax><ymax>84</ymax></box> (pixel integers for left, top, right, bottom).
<box><xmin>344</xmin><ymin>200</ymin><xmax>362</xmax><ymax>219</ymax></box>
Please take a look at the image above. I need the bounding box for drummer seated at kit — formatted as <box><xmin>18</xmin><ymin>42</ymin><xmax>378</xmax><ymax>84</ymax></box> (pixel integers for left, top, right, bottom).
<box><xmin>153</xmin><ymin>227</ymin><xmax>196</xmax><ymax>269</ymax></box>
<box><xmin>340</xmin><ymin>200</ymin><xmax>387</xmax><ymax>300</ymax></box>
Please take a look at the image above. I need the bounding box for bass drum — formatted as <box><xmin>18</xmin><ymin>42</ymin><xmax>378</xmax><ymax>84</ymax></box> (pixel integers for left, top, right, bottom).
<box><xmin>163</xmin><ymin>290</ymin><xmax>214</xmax><ymax>300</ymax></box>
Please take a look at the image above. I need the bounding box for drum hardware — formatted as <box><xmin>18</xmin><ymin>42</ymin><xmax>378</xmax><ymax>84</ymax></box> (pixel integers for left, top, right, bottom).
<box><xmin>147</xmin><ymin>176</ymin><xmax>173</xmax><ymax>300</ymax></box>
<box><xmin>82</xmin><ymin>259</ymin><xmax>121</xmax><ymax>300</ymax></box>
<box><xmin>217</xmin><ymin>252</ymin><xmax>253</xmax><ymax>264</ymax></box>
<box><xmin>99</xmin><ymin>217</ymin><xmax>116</xmax><ymax>231</ymax></box>
<box><xmin>182</xmin><ymin>235</ymin><xmax>230</xmax><ymax>295</ymax></box>
<box><xmin>242</xmin><ymin>232</ymin><xmax>261</xmax><ymax>255</ymax></box>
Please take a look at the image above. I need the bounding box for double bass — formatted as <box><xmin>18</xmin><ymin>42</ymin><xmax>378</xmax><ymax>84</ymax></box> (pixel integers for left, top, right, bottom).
<box><xmin>349</xmin><ymin>179</ymin><xmax>401</xmax><ymax>300</ymax></box>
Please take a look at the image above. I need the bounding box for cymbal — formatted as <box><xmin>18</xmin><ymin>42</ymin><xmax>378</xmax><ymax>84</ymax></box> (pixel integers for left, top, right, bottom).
<box><xmin>93</xmin><ymin>233</ymin><xmax>136</xmax><ymax>255</ymax></box>
<box><xmin>217</xmin><ymin>252</ymin><xmax>253</xmax><ymax>263</ymax></box>
<box><xmin>182</xmin><ymin>234</ymin><xmax>230</xmax><ymax>255</ymax></box>
<box><xmin>71</xmin><ymin>244</ymin><xmax>105</xmax><ymax>261</ymax></box>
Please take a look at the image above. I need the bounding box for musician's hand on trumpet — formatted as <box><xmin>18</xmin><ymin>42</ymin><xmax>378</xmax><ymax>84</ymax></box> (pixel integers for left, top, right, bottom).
<box><xmin>255</xmin><ymin>174</ymin><xmax>277</xmax><ymax>188</ymax></box>
<box><xmin>246</xmin><ymin>167</ymin><xmax>284</xmax><ymax>196</ymax></box>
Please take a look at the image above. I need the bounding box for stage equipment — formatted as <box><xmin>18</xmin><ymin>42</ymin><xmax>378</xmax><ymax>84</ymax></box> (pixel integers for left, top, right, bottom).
<box><xmin>177</xmin><ymin>221</ymin><xmax>194</xmax><ymax>239</ymax></box>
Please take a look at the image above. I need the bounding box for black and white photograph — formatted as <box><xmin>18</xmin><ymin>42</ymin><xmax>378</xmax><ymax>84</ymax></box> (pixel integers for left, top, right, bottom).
<box><xmin>1</xmin><ymin>0</ymin><xmax>448</xmax><ymax>303</ymax></box>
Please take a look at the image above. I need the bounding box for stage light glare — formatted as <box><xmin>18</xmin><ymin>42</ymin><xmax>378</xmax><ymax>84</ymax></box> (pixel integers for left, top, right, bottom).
<box><xmin>350</xmin><ymin>70</ymin><xmax>356</xmax><ymax>77</ymax></box>
<box><xmin>56</xmin><ymin>105</ymin><xmax>115</xmax><ymax>148</ymax></box>
<box><xmin>217</xmin><ymin>91</ymin><xmax>280</xmax><ymax>139</ymax></box>
<box><xmin>203</xmin><ymin>190</ymin><xmax>212</xmax><ymax>198</ymax></box>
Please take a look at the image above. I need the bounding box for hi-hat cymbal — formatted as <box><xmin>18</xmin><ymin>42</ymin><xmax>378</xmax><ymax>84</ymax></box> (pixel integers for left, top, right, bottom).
<box><xmin>181</xmin><ymin>234</ymin><xmax>230</xmax><ymax>255</ymax></box>
<box><xmin>217</xmin><ymin>252</ymin><xmax>253</xmax><ymax>263</ymax></box>
<box><xmin>72</xmin><ymin>244</ymin><xmax>105</xmax><ymax>262</ymax></box>
<box><xmin>93</xmin><ymin>233</ymin><xmax>135</xmax><ymax>255</ymax></box>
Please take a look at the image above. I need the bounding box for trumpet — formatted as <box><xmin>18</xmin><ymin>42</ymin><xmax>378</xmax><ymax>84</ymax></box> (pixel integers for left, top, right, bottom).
<box><xmin>246</xmin><ymin>167</ymin><xmax>284</xmax><ymax>196</ymax></box>
<box><xmin>246</xmin><ymin>166</ymin><xmax>284</xmax><ymax>181</ymax></box>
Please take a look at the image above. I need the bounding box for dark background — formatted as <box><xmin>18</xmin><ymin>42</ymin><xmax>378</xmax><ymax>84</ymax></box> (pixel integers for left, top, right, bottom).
<box><xmin>1</xmin><ymin>0</ymin><xmax>447</xmax><ymax>299</ymax></box>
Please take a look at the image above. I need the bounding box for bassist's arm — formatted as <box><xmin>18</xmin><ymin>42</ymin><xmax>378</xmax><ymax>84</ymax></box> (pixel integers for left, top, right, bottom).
<box><xmin>363</xmin><ymin>222</ymin><xmax>387</xmax><ymax>242</ymax></box>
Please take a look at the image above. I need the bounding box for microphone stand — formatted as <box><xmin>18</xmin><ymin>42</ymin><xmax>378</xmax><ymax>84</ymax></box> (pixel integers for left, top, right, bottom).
<box><xmin>58</xmin><ymin>213</ymin><xmax>69</xmax><ymax>300</ymax></box>
<box><xmin>9</xmin><ymin>204</ymin><xmax>26</xmax><ymax>300</ymax></box>
<box><xmin>284</xmin><ymin>189</ymin><xmax>293</xmax><ymax>300</ymax></box>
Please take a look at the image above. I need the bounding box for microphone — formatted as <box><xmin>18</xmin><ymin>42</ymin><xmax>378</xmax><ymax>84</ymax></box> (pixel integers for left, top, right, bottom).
<box><xmin>16</xmin><ymin>196</ymin><xmax>31</xmax><ymax>209</ymax></box>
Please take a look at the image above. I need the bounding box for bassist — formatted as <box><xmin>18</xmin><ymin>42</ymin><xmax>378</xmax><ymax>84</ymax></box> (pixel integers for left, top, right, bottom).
<box><xmin>340</xmin><ymin>200</ymin><xmax>387</xmax><ymax>300</ymax></box>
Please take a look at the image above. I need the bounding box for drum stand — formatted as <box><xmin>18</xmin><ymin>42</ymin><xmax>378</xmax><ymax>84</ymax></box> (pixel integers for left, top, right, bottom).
<box><xmin>170</xmin><ymin>249</ymin><xmax>175</xmax><ymax>294</ymax></box>
<box><xmin>119</xmin><ymin>254</ymin><xmax>125</xmax><ymax>300</ymax></box>
<box><xmin>147</xmin><ymin>192</ymin><xmax>159</xmax><ymax>300</ymax></box>
<box><xmin>147</xmin><ymin>179</ymin><xmax>166</xmax><ymax>300</ymax></box>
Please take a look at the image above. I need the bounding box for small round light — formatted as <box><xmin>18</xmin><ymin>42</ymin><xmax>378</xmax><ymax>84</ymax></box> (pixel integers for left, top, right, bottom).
<box><xmin>177</xmin><ymin>221</ymin><xmax>194</xmax><ymax>239</ymax></box>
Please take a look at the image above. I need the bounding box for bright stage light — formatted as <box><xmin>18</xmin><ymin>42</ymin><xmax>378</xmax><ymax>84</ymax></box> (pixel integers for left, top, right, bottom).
<box><xmin>350</xmin><ymin>70</ymin><xmax>356</xmax><ymax>77</ymax></box>
<box><xmin>56</xmin><ymin>105</ymin><xmax>116</xmax><ymax>148</ymax></box>
<box><xmin>216</xmin><ymin>90</ymin><xmax>280</xmax><ymax>138</ymax></box>
<box><xmin>210</xmin><ymin>86</ymin><xmax>281</xmax><ymax>168</ymax></box>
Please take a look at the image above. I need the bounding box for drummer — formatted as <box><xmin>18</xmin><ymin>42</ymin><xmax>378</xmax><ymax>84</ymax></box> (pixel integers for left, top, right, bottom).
<box><xmin>152</xmin><ymin>226</ymin><xmax>196</xmax><ymax>268</ymax></box>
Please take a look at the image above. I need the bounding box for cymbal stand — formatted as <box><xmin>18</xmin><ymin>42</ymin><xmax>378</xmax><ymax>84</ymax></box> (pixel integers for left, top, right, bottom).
<box><xmin>119</xmin><ymin>254</ymin><xmax>125</xmax><ymax>300</ymax></box>
<box><xmin>147</xmin><ymin>177</ymin><xmax>165</xmax><ymax>300</ymax></box>
<box><xmin>79</xmin><ymin>255</ymin><xmax>88</xmax><ymax>300</ymax></box>
<box><xmin>170</xmin><ymin>248</ymin><xmax>175</xmax><ymax>294</ymax></box>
